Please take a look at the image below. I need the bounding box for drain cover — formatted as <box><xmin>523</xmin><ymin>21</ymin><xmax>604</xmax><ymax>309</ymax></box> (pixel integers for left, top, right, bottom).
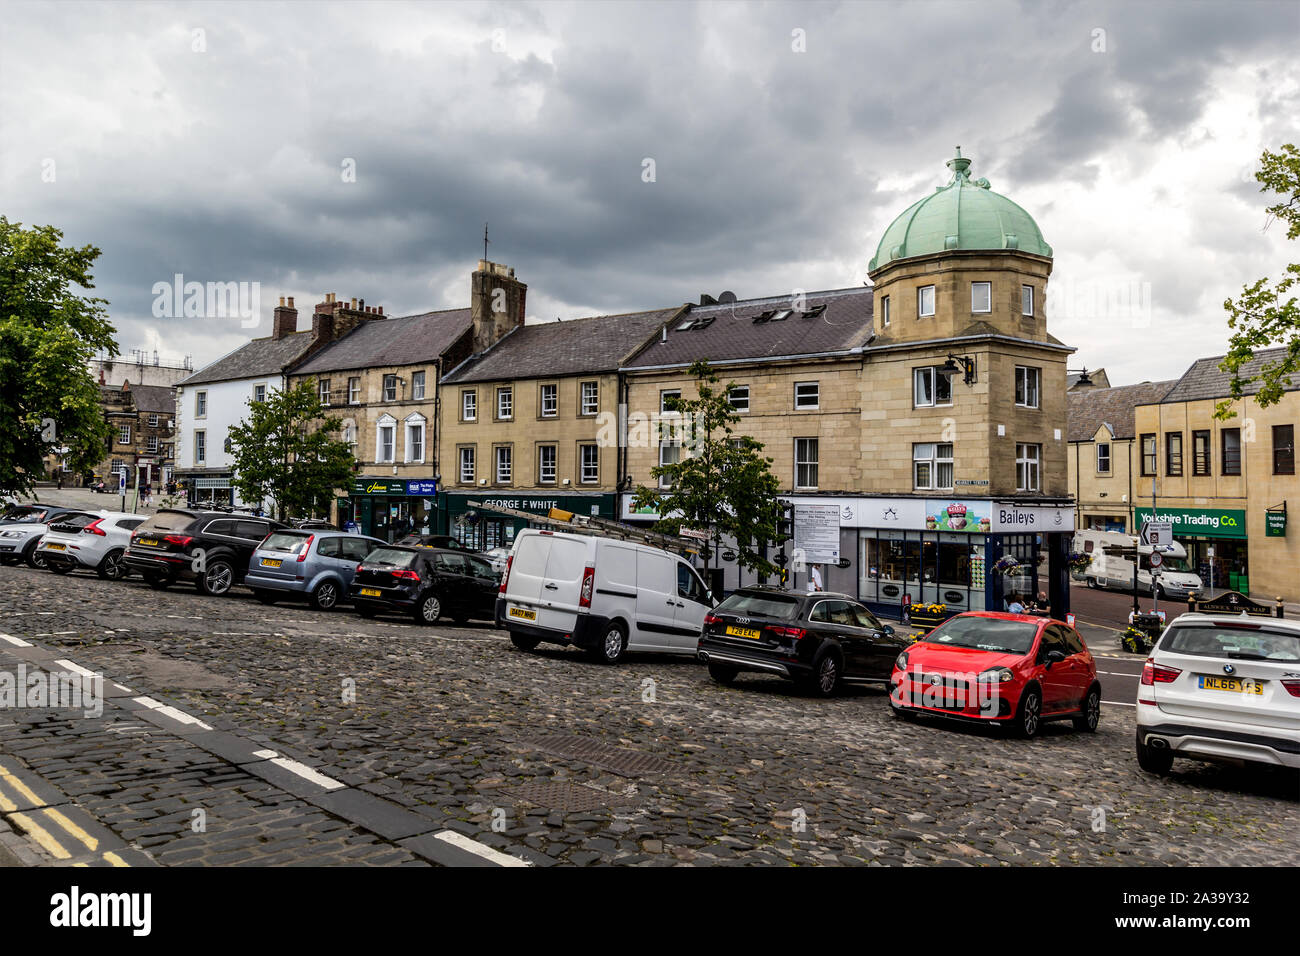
<box><xmin>501</xmin><ymin>781</ymin><xmax>636</xmax><ymax>812</ymax></box>
<box><xmin>522</xmin><ymin>735</ymin><xmax>675</xmax><ymax>776</ymax></box>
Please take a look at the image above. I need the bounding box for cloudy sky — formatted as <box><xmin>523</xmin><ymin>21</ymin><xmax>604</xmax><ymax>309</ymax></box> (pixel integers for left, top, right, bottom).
<box><xmin>3</xmin><ymin>0</ymin><xmax>1298</xmax><ymax>384</ymax></box>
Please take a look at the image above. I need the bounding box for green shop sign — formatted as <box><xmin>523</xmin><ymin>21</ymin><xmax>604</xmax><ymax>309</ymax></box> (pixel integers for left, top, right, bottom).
<box><xmin>1132</xmin><ymin>506</ymin><xmax>1247</xmax><ymax>539</ymax></box>
<box><xmin>1265</xmin><ymin>511</ymin><xmax>1287</xmax><ymax>537</ymax></box>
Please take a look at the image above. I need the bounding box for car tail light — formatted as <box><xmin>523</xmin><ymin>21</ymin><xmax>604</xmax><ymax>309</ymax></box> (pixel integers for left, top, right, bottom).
<box><xmin>1140</xmin><ymin>660</ymin><xmax>1181</xmax><ymax>685</ymax></box>
<box><xmin>392</xmin><ymin>569</ymin><xmax>420</xmax><ymax>581</ymax></box>
<box><xmin>579</xmin><ymin>566</ymin><xmax>595</xmax><ymax>608</ymax></box>
<box><xmin>163</xmin><ymin>534</ymin><xmax>193</xmax><ymax>547</ymax></box>
<box><xmin>771</xmin><ymin>625</ymin><xmax>807</xmax><ymax>641</ymax></box>
<box><xmin>1281</xmin><ymin>679</ymin><xmax>1300</xmax><ymax>698</ymax></box>
<box><xmin>499</xmin><ymin>555</ymin><xmax>513</xmax><ymax>594</ymax></box>
<box><xmin>356</xmin><ymin>563</ymin><xmax>364</xmax><ymax>573</ymax></box>
<box><xmin>296</xmin><ymin>534</ymin><xmax>315</xmax><ymax>562</ymax></box>
<box><xmin>83</xmin><ymin>519</ymin><xmax>107</xmax><ymax>536</ymax></box>
<box><xmin>703</xmin><ymin>613</ymin><xmax>720</xmax><ymax>627</ymax></box>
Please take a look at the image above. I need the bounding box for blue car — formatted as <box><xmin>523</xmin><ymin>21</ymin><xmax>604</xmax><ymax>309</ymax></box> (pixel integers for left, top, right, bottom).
<box><xmin>245</xmin><ymin>529</ymin><xmax>384</xmax><ymax>610</ymax></box>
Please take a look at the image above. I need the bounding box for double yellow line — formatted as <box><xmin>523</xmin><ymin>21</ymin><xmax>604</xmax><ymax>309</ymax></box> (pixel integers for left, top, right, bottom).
<box><xmin>0</xmin><ymin>761</ymin><xmax>128</xmax><ymax>867</ymax></box>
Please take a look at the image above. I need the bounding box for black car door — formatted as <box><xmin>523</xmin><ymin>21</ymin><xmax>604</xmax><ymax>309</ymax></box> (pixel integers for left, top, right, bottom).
<box><xmin>464</xmin><ymin>554</ymin><xmax>499</xmax><ymax>618</ymax></box>
<box><xmin>432</xmin><ymin>552</ymin><xmax>470</xmax><ymax>612</ymax></box>
<box><xmin>847</xmin><ymin>602</ymin><xmax>903</xmax><ymax>678</ymax></box>
<box><xmin>807</xmin><ymin>600</ymin><xmax>859</xmax><ymax>673</ymax></box>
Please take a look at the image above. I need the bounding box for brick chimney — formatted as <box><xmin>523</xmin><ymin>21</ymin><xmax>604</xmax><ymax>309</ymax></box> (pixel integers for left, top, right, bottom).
<box><xmin>471</xmin><ymin>260</ymin><xmax>527</xmax><ymax>353</ymax></box>
<box><xmin>272</xmin><ymin>295</ymin><xmax>298</xmax><ymax>339</ymax></box>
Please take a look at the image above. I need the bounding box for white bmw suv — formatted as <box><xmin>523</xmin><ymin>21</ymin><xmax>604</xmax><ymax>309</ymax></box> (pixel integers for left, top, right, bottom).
<box><xmin>1136</xmin><ymin>612</ymin><xmax>1300</xmax><ymax>774</ymax></box>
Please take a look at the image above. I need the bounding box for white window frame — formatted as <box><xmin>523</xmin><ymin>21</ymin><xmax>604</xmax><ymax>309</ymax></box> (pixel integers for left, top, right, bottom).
<box><xmin>411</xmin><ymin>371</ymin><xmax>426</xmax><ymax>401</ymax></box>
<box><xmin>146</xmin><ymin>436</ymin><xmax>159</xmax><ymax>454</ymax></box>
<box><xmin>404</xmin><ymin>414</ymin><xmax>426</xmax><ymax>463</ymax></box>
<box><xmin>254</xmin><ymin>384</ymin><xmax>267</xmax><ymax>404</ymax></box>
<box><xmin>580</xmin><ymin>381</ymin><xmax>599</xmax><ymax>416</ymax></box>
<box><xmin>538</xmin><ymin>445</ymin><xmax>557</xmax><ymax>484</ymax></box>
<box><xmin>1015</xmin><ymin>366</ymin><xmax>1041</xmax><ymax>409</ymax></box>
<box><xmin>912</xmin><ymin>442</ymin><xmax>954</xmax><ymax>491</ymax></box>
<box><xmin>494</xmin><ymin>445</ymin><xmax>512</xmax><ymax>484</ymax></box>
<box><xmin>195</xmin><ymin>391</ymin><xmax>207</xmax><ymax>417</ymax></box>
<box><xmin>375</xmin><ymin>415</ymin><xmax>396</xmax><ymax>463</ymax></box>
<box><xmin>1096</xmin><ymin>442</ymin><xmax>1111</xmax><ymax>474</ymax></box>
<box><xmin>319</xmin><ymin>378</ymin><xmax>331</xmax><ymax>406</ymax></box>
<box><xmin>658</xmin><ymin>441</ymin><xmax>680</xmax><ymax>489</ymax></box>
<box><xmin>347</xmin><ymin>378</ymin><xmax>360</xmax><ymax>404</ymax></box>
<box><xmin>459</xmin><ymin>446</ymin><xmax>475</xmax><ymax>484</ymax></box>
<box><xmin>794</xmin><ymin>381</ymin><xmax>819</xmax><ymax>410</ymax></box>
<box><xmin>795</xmin><ymin>437</ymin><xmax>819</xmax><ymax>490</ymax></box>
<box><xmin>148</xmin><ymin>413</ymin><xmax>159</xmax><ymax>427</ymax></box>
<box><xmin>194</xmin><ymin>430</ymin><xmax>206</xmax><ymax>465</ymax></box>
<box><xmin>1021</xmin><ymin>284</ymin><xmax>1034</xmax><ymax>317</ymax></box>
<box><xmin>728</xmin><ymin>385</ymin><xmax>750</xmax><ymax>412</ymax></box>
<box><xmin>913</xmin><ymin>367</ymin><xmax>953</xmax><ymax>408</ymax></box>
<box><xmin>497</xmin><ymin>387</ymin><xmax>513</xmax><ymax>421</ymax></box>
<box><xmin>918</xmin><ymin>285</ymin><xmax>936</xmax><ymax>318</ymax></box>
<box><xmin>118</xmin><ymin>424</ymin><xmax>131</xmax><ymax>444</ymax></box>
<box><xmin>1016</xmin><ymin>443</ymin><xmax>1041</xmax><ymax>492</ymax></box>
<box><xmin>579</xmin><ymin>444</ymin><xmax>599</xmax><ymax>484</ymax></box>
<box><xmin>971</xmin><ymin>281</ymin><xmax>992</xmax><ymax>313</ymax></box>
<box><xmin>540</xmin><ymin>383</ymin><xmax>558</xmax><ymax>418</ymax></box>
<box><xmin>881</xmin><ymin>294</ymin><xmax>890</xmax><ymax>328</ymax></box>
<box><xmin>342</xmin><ymin>419</ymin><xmax>357</xmax><ymax>454</ymax></box>
<box><xmin>382</xmin><ymin>374</ymin><xmax>397</xmax><ymax>402</ymax></box>
<box><xmin>462</xmin><ymin>389</ymin><xmax>477</xmax><ymax>422</ymax></box>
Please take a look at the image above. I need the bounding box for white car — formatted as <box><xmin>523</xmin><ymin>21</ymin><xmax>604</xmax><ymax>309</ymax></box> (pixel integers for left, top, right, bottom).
<box><xmin>1136</xmin><ymin>612</ymin><xmax>1300</xmax><ymax>774</ymax></box>
<box><xmin>497</xmin><ymin>529</ymin><xmax>714</xmax><ymax>664</ymax></box>
<box><xmin>38</xmin><ymin>511</ymin><xmax>146</xmax><ymax>580</ymax></box>
<box><xmin>0</xmin><ymin>506</ymin><xmax>80</xmax><ymax>569</ymax></box>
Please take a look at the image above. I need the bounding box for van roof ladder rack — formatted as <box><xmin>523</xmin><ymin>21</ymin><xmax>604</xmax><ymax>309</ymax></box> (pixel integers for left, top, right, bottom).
<box><xmin>467</xmin><ymin>500</ymin><xmax>700</xmax><ymax>557</ymax></box>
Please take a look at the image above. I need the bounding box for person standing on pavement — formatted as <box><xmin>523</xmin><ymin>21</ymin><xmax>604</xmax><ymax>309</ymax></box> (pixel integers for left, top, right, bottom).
<box><xmin>806</xmin><ymin>563</ymin><xmax>824</xmax><ymax>593</ymax></box>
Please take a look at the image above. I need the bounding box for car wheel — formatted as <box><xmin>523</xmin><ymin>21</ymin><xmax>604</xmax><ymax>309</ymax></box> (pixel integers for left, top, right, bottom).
<box><xmin>1086</xmin><ymin>576</ymin><xmax>1098</xmax><ymax>589</ymax></box>
<box><xmin>1072</xmin><ymin>686</ymin><xmax>1101</xmax><ymax>732</ymax></box>
<box><xmin>589</xmin><ymin>621</ymin><xmax>627</xmax><ymax>664</ymax></box>
<box><xmin>1136</xmin><ymin>730</ymin><xmax>1174</xmax><ymax>775</ymax></box>
<box><xmin>805</xmin><ymin>650</ymin><xmax>842</xmax><ymax>698</ymax></box>
<box><xmin>1013</xmin><ymin>685</ymin><xmax>1042</xmax><ymax>738</ymax></box>
<box><xmin>311</xmin><ymin>580</ymin><xmax>339</xmax><ymax>611</ymax></box>
<box><xmin>253</xmin><ymin>589</ymin><xmax>278</xmax><ymax>606</ymax></box>
<box><xmin>97</xmin><ymin>549</ymin><xmax>127</xmax><ymax>580</ymax></box>
<box><xmin>198</xmin><ymin>558</ymin><xmax>235</xmax><ymax>596</ymax></box>
<box><xmin>24</xmin><ymin>542</ymin><xmax>46</xmax><ymax>570</ymax></box>
<box><xmin>707</xmin><ymin>662</ymin><xmax>738</xmax><ymax>685</ymax></box>
<box><xmin>144</xmin><ymin>571</ymin><xmax>172</xmax><ymax>590</ymax></box>
<box><xmin>415</xmin><ymin>592</ymin><xmax>443</xmax><ymax>625</ymax></box>
<box><xmin>509</xmin><ymin>632</ymin><xmax>540</xmax><ymax>652</ymax></box>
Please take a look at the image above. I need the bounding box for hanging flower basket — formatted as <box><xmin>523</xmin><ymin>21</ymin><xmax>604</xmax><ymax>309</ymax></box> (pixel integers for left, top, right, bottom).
<box><xmin>993</xmin><ymin>555</ymin><xmax>1023</xmax><ymax>575</ymax></box>
<box><xmin>1068</xmin><ymin>551</ymin><xmax>1092</xmax><ymax>573</ymax></box>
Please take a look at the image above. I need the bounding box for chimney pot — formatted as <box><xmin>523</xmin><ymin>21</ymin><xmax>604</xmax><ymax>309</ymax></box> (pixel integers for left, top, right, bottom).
<box><xmin>378</xmin><ymin>306</ymin><xmax>383</xmax><ymax>315</ymax></box>
<box><xmin>351</xmin><ymin>297</ymin><xmax>357</xmax><ymax>310</ymax></box>
<box><xmin>287</xmin><ymin>296</ymin><xmax>294</xmax><ymax>308</ymax></box>
<box><xmin>279</xmin><ymin>296</ymin><xmax>285</xmax><ymax>307</ymax></box>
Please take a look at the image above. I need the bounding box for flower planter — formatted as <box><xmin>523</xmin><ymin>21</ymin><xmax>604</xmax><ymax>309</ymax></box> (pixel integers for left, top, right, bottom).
<box><xmin>906</xmin><ymin>604</ymin><xmax>956</xmax><ymax>634</ymax></box>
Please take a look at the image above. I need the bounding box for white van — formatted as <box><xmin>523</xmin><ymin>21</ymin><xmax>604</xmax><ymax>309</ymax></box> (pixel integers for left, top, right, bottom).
<box><xmin>496</xmin><ymin>529</ymin><xmax>715</xmax><ymax>664</ymax></box>
<box><xmin>1074</xmin><ymin>529</ymin><xmax>1203</xmax><ymax>599</ymax></box>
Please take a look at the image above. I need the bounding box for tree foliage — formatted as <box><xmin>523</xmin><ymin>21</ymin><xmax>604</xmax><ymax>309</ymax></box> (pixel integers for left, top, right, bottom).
<box><xmin>0</xmin><ymin>218</ymin><xmax>117</xmax><ymax>495</ymax></box>
<box><xmin>227</xmin><ymin>381</ymin><xmax>354</xmax><ymax>521</ymax></box>
<box><xmin>631</xmin><ymin>360</ymin><xmax>784</xmax><ymax>575</ymax></box>
<box><xmin>1217</xmin><ymin>143</ymin><xmax>1300</xmax><ymax>417</ymax></box>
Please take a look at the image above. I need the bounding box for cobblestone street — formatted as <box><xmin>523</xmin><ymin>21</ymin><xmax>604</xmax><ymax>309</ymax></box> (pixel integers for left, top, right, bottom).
<box><xmin>1</xmin><ymin>562</ymin><xmax>1297</xmax><ymax>867</ymax></box>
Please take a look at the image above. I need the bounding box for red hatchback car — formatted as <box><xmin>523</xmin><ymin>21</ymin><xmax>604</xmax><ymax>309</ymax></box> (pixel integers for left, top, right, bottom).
<box><xmin>889</xmin><ymin>611</ymin><xmax>1101</xmax><ymax>738</ymax></box>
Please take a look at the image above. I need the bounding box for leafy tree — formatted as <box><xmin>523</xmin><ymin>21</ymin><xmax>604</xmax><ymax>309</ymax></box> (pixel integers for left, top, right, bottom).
<box><xmin>1217</xmin><ymin>143</ymin><xmax>1300</xmax><ymax>417</ymax></box>
<box><xmin>0</xmin><ymin>218</ymin><xmax>117</xmax><ymax>495</ymax></box>
<box><xmin>227</xmin><ymin>381</ymin><xmax>354</xmax><ymax>521</ymax></box>
<box><xmin>631</xmin><ymin>360</ymin><xmax>784</xmax><ymax>576</ymax></box>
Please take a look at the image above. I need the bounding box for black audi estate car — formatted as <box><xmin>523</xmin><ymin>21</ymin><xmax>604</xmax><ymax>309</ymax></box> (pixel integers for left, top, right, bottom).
<box><xmin>697</xmin><ymin>587</ymin><xmax>909</xmax><ymax>697</ymax></box>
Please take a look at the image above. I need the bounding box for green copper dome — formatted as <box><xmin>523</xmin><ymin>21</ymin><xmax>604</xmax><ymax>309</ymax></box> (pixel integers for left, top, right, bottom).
<box><xmin>868</xmin><ymin>148</ymin><xmax>1052</xmax><ymax>271</ymax></box>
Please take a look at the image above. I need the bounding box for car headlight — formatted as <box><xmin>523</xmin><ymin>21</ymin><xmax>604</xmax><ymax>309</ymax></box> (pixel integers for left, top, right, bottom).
<box><xmin>0</xmin><ymin>530</ymin><xmax>22</xmax><ymax>538</ymax></box>
<box><xmin>894</xmin><ymin>650</ymin><xmax>909</xmax><ymax>671</ymax></box>
<box><xmin>976</xmin><ymin>667</ymin><xmax>1015</xmax><ymax>684</ymax></box>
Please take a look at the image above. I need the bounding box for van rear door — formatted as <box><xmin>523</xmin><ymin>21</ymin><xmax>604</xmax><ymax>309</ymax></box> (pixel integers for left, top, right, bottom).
<box><xmin>505</xmin><ymin>532</ymin><xmax>549</xmax><ymax>605</ymax></box>
<box><xmin>535</xmin><ymin>534</ymin><xmax>589</xmax><ymax>633</ymax></box>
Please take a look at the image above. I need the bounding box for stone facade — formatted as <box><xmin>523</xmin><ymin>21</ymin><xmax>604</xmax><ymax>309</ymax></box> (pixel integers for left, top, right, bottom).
<box><xmin>1068</xmin><ymin>424</ymin><xmax>1139</xmax><ymax>532</ymax></box>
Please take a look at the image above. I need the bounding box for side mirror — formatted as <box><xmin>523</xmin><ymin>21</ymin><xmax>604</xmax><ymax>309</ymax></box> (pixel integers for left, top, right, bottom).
<box><xmin>1044</xmin><ymin>649</ymin><xmax>1065</xmax><ymax>665</ymax></box>
<box><xmin>883</xmin><ymin>625</ymin><xmax>895</xmax><ymax>637</ymax></box>
<box><xmin>705</xmin><ymin>590</ymin><xmax>714</xmax><ymax>606</ymax></box>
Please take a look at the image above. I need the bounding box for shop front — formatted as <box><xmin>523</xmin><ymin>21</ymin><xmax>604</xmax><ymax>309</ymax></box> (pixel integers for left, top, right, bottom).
<box><xmin>1133</xmin><ymin>505</ymin><xmax>1249</xmax><ymax>593</ymax></box>
<box><xmin>444</xmin><ymin>492</ymin><xmax>618</xmax><ymax>551</ymax></box>
<box><xmin>346</xmin><ymin>477</ymin><xmax>441</xmax><ymax>542</ymax></box>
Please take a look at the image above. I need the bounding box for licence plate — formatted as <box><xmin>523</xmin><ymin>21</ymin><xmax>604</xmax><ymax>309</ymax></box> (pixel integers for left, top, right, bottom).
<box><xmin>726</xmin><ymin>625</ymin><xmax>761</xmax><ymax>640</ymax></box>
<box><xmin>508</xmin><ymin>606</ymin><xmax>537</xmax><ymax>621</ymax></box>
<box><xmin>46</xmin><ymin>543</ymin><xmax>65</xmax><ymax>551</ymax></box>
<box><xmin>359</xmin><ymin>588</ymin><xmax>382</xmax><ymax>597</ymax></box>
<box><xmin>1198</xmin><ymin>675</ymin><xmax>1264</xmax><ymax>695</ymax></box>
<box><xmin>260</xmin><ymin>558</ymin><xmax>282</xmax><ymax>568</ymax></box>
<box><xmin>138</xmin><ymin>538</ymin><xmax>158</xmax><ymax>547</ymax></box>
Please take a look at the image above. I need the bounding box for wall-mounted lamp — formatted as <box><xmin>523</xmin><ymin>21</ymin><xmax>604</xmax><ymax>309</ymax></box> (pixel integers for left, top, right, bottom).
<box><xmin>943</xmin><ymin>354</ymin><xmax>977</xmax><ymax>386</ymax></box>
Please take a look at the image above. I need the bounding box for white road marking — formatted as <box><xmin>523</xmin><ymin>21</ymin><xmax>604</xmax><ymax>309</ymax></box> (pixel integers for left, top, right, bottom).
<box><xmin>252</xmin><ymin>750</ymin><xmax>344</xmax><ymax>790</ymax></box>
<box><xmin>0</xmin><ymin>633</ymin><xmax>32</xmax><ymax>647</ymax></box>
<box><xmin>132</xmin><ymin>696</ymin><xmax>213</xmax><ymax>730</ymax></box>
<box><xmin>54</xmin><ymin>659</ymin><xmax>98</xmax><ymax>679</ymax></box>
<box><xmin>433</xmin><ymin>830</ymin><xmax>530</xmax><ymax>867</ymax></box>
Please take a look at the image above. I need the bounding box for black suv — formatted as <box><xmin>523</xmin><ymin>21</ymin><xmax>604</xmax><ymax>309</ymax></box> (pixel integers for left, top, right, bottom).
<box><xmin>697</xmin><ymin>587</ymin><xmax>909</xmax><ymax>697</ymax></box>
<box><xmin>123</xmin><ymin>509</ymin><xmax>284</xmax><ymax>596</ymax></box>
<box><xmin>350</xmin><ymin>546</ymin><xmax>497</xmax><ymax>624</ymax></box>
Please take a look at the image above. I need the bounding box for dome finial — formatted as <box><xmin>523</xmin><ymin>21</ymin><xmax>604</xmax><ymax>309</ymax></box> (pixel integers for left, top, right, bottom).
<box><xmin>946</xmin><ymin>147</ymin><xmax>972</xmax><ymax>183</ymax></box>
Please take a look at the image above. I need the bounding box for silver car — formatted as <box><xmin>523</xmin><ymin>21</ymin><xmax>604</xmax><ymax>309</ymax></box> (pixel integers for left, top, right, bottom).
<box><xmin>244</xmin><ymin>529</ymin><xmax>384</xmax><ymax>610</ymax></box>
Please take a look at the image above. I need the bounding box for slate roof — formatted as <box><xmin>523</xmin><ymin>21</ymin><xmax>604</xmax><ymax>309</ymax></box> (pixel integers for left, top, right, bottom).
<box><xmin>623</xmin><ymin>287</ymin><xmax>874</xmax><ymax>369</ymax></box>
<box><xmin>1067</xmin><ymin>381</ymin><xmax>1176</xmax><ymax>442</ymax></box>
<box><xmin>126</xmin><ymin>384</ymin><xmax>175</xmax><ymax>415</ymax></box>
<box><xmin>442</xmin><ymin>306</ymin><xmax>680</xmax><ymax>384</ymax></box>
<box><xmin>292</xmin><ymin>309</ymin><xmax>472</xmax><ymax>375</ymax></box>
<box><xmin>1160</xmin><ymin>347</ymin><xmax>1298</xmax><ymax>404</ymax></box>
<box><xmin>179</xmin><ymin>331</ymin><xmax>319</xmax><ymax>386</ymax></box>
